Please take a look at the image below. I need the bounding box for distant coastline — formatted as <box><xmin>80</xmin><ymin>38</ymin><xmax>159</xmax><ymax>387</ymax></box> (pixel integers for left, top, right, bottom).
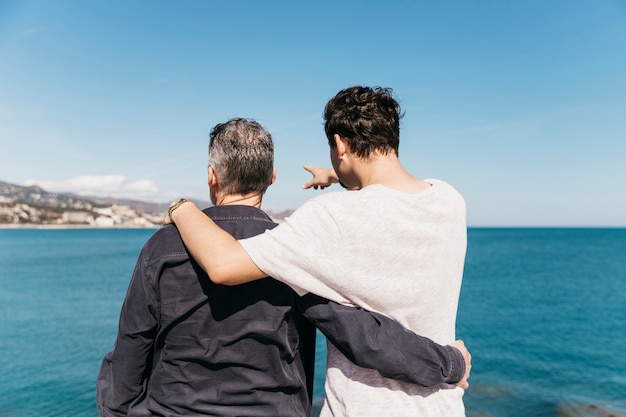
<box><xmin>1</xmin><ymin>179</ymin><xmax>293</xmax><ymax>228</ymax></box>
<box><xmin>0</xmin><ymin>223</ymin><xmax>161</xmax><ymax>230</ymax></box>
<box><xmin>1</xmin><ymin>179</ymin><xmax>169</xmax><ymax>228</ymax></box>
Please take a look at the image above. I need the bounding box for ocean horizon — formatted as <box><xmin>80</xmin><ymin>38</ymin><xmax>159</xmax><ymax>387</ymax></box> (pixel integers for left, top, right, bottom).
<box><xmin>1</xmin><ymin>227</ymin><xmax>625</xmax><ymax>416</ymax></box>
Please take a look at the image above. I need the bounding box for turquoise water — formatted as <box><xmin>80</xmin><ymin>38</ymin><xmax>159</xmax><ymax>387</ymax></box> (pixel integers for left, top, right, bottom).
<box><xmin>458</xmin><ymin>228</ymin><xmax>626</xmax><ymax>416</ymax></box>
<box><xmin>1</xmin><ymin>228</ymin><xmax>625</xmax><ymax>416</ymax></box>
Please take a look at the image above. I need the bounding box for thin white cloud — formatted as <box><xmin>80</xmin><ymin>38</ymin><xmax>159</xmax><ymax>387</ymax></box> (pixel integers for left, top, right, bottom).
<box><xmin>122</xmin><ymin>179</ymin><xmax>159</xmax><ymax>198</ymax></box>
<box><xmin>16</xmin><ymin>24</ymin><xmax>64</xmax><ymax>39</ymax></box>
<box><xmin>18</xmin><ymin>27</ymin><xmax>46</xmax><ymax>38</ymax></box>
<box><xmin>429</xmin><ymin>102</ymin><xmax>626</xmax><ymax>142</ymax></box>
<box><xmin>25</xmin><ymin>175</ymin><xmax>160</xmax><ymax>200</ymax></box>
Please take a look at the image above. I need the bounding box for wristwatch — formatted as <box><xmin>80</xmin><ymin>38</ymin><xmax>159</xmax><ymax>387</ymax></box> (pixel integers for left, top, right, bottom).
<box><xmin>168</xmin><ymin>198</ymin><xmax>191</xmax><ymax>219</ymax></box>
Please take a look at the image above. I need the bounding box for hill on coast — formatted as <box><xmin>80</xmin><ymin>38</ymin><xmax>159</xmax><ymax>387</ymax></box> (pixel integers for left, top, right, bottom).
<box><xmin>0</xmin><ymin>180</ymin><xmax>182</xmax><ymax>226</ymax></box>
<box><xmin>0</xmin><ymin>180</ymin><xmax>292</xmax><ymax>226</ymax></box>
<box><xmin>0</xmin><ymin>180</ymin><xmax>170</xmax><ymax>213</ymax></box>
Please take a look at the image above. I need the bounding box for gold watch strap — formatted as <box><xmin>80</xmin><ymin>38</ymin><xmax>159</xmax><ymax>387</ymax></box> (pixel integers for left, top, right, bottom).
<box><xmin>168</xmin><ymin>198</ymin><xmax>191</xmax><ymax>219</ymax></box>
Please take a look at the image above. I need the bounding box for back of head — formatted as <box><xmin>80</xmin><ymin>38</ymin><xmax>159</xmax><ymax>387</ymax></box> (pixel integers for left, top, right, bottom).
<box><xmin>324</xmin><ymin>86</ymin><xmax>402</xmax><ymax>158</ymax></box>
<box><xmin>208</xmin><ymin>118</ymin><xmax>274</xmax><ymax>196</ymax></box>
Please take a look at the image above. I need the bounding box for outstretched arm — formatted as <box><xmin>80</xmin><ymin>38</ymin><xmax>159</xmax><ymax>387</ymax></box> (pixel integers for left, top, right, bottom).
<box><xmin>169</xmin><ymin>165</ymin><xmax>341</xmax><ymax>284</ymax></box>
<box><xmin>302</xmin><ymin>165</ymin><xmax>338</xmax><ymax>190</ymax></box>
<box><xmin>296</xmin><ymin>293</ymin><xmax>471</xmax><ymax>389</ymax></box>
<box><xmin>302</xmin><ymin>165</ymin><xmax>360</xmax><ymax>191</ymax></box>
<box><xmin>166</xmin><ymin>201</ymin><xmax>265</xmax><ymax>285</ymax></box>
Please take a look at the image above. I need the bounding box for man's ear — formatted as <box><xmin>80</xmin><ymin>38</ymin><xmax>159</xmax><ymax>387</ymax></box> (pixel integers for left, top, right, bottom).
<box><xmin>208</xmin><ymin>166</ymin><xmax>218</xmax><ymax>188</ymax></box>
<box><xmin>270</xmin><ymin>167</ymin><xmax>276</xmax><ymax>185</ymax></box>
<box><xmin>334</xmin><ymin>134</ymin><xmax>349</xmax><ymax>158</ymax></box>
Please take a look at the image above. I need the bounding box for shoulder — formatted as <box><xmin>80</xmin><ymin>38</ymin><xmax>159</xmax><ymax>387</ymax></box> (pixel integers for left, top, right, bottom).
<box><xmin>140</xmin><ymin>224</ymin><xmax>188</xmax><ymax>265</ymax></box>
<box><xmin>304</xmin><ymin>190</ymin><xmax>358</xmax><ymax>211</ymax></box>
<box><xmin>426</xmin><ymin>178</ymin><xmax>459</xmax><ymax>193</ymax></box>
<box><xmin>282</xmin><ymin>193</ymin><xmax>350</xmax><ymax>226</ymax></box>
<box><xmin>427</xmin><ymin>179</ymin><xmax>465</xmax><ymax>202</ymax></box>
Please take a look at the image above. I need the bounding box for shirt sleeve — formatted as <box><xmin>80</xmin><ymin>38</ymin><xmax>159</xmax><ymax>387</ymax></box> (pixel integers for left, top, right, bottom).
<box><xmin>96</xmin><ymin>248</ymin><xmax>159</xmax><ymax>417</ymax></box>
<box><xmin>240</xmin><ymin>199</ymin><xmax>351</xmax><ymax>305</ymax></box>
<box><xmin>295</xmin><ymin>293</ymin><xmax>465</xmax><ymax>386</ymax></box>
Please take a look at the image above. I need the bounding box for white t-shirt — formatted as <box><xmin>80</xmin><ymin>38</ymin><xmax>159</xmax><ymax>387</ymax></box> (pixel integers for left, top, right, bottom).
<box><xmin>240</xmin><ymin>180</ymin><xmax>467</xmax><ymax>417</ymax></box>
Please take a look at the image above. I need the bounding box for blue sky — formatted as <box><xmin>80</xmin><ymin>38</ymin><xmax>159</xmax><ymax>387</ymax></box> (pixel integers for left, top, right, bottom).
<box><xmin>1</xmin><ymin>1</ymin><xmax>625</xmax><ymax>226</ymax></box>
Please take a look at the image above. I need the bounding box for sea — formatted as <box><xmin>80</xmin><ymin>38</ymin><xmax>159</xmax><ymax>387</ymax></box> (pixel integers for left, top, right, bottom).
<box><xmin>1</xmin><ymin>227</ymin><xmax>625</xmax><ymax>417</ymax></box>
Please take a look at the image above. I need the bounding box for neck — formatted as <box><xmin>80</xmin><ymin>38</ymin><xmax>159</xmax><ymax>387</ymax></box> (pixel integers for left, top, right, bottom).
<box><xmin>215</xmin><ymin>192</ymin><xmax>263</xmax><ymax>208</ymax></box>
<box><xmin>352</xmin><ymin>153</ymin><xmax>430</xmax><ymax>193</ymax></box>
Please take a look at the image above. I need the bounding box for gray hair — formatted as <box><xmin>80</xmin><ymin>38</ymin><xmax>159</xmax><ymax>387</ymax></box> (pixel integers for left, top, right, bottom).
<box><xmin>208</xmin><ymin>118</ymin><xmax>274</xmax><ymax>196</ymax></box>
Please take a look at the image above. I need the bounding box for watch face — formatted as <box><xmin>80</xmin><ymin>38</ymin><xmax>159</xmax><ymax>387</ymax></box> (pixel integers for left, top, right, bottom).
<box><xmin>169</xmin><ymin>198</ymin><xmax>183</xmax><ymax>207</ymax></box>
<box><xmin>169</xmin><ymin>199</ymin><xmax>188</xmax><ymax>217</ymax></box>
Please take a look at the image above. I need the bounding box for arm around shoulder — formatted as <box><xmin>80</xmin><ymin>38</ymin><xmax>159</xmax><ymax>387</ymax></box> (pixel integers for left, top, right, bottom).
<box><xmin>169</xmin><ymin>201</ymin><xmax>266</xmax><ymax>284</ymax></box>
<box><xmin>296</xmin><ymin>293</ymin><xmax>471</xmax><ymax>388</ymax></box>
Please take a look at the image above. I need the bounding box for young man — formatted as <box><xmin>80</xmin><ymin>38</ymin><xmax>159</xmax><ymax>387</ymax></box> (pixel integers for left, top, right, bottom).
<box><xmin>99</xmin><ymin>117</ymin><xmax>470</xmax><ymax>417</ymax></box>
<box><xmin>168</xmin><ymin>87</ymin><xmax>468</xmax><ymax>416</ymax></box>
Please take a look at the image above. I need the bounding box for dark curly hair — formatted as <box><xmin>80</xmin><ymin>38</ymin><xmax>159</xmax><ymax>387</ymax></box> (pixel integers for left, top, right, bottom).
<box><xmin>323</xmin><ymin>86</ymin><xmax>403</xmax><ymax>158</ymax></box>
